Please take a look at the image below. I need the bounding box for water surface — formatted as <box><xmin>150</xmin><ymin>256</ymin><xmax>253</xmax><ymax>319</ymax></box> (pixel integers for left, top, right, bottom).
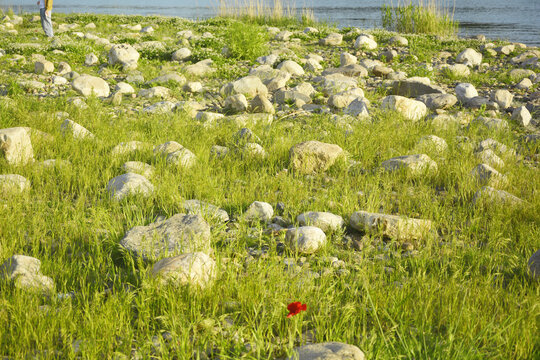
<box><xmin>2</xmin><ymin>0</ymin><xmax>539</xmax><ymax>46</ymax></box>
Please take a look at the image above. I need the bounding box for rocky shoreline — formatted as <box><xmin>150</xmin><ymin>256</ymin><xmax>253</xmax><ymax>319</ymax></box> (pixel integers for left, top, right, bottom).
<box><xmin>0</xmin><ymin>12</ymin><xmax>539</xmax><ymax>359</ymax></box>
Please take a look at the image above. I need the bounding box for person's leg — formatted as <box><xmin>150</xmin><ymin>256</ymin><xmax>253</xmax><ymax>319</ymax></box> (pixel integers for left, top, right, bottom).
<box><xmin>40</xmin><ymin>8</ymin><xmax>54</xmax><ymax>37</ymax></box>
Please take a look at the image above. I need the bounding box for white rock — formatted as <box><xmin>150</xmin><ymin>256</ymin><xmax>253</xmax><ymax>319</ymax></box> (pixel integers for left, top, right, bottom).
<box><xmin>0</xmin><ymin>127</ymin><xmax>34</xmax><ymax>165</ymax></box>
<box><xmin>380</xmin><ymin>154</ymin><xmax>437</xmax><ymax>175</ymax></box>
<box><xmin>276</xmin><ymin>60</ymin><xmax>305</xmax><ymax>76</ymax></box>
<box><xmin>182</xmin><ymin>199</ymin><xmax>229</xmax><ymax>222</ymax></box>
<box><xmin>108</xmin><ymin>43</ymin><xmax>140</xmax><ymax>69</ymax></box>
<box><xmin>123</xmin><ymin>161</ymin><xmax>154</xmax><ymax>178</ymax></box>
<box><xmin>171</xmin><ymin>47</ymin><xmax>192</xmax><ymax>62</ymax></box>
<box><xmin>473</xmin><ymin>186</ymin><xmax>524</xmax><ymax>206</ymax></box>
<box><xmin>72</xmin><ymin>75</ymin><xmax>110</xmax><ymax>97</ymax></box>
<box><xmin>455</xmin><ymin>83</ymin><xmax>478</xmax><ymax>103</ymax></box>
<box><xmin>138</xmin><ymin>86</ymin><xmax>170</xmax><ymax>99</ymax></box>
<box><xmin>297</xmin><ymin>212</ymin><xmax>344</xmax><ymax>232</ymax></box>
<box><xmin>490</xmin><ymin>89</ymin><xmax>513</xmax><ymax>109</ymax></box>
<box><xmin>289</xmin><ymin>140</ymin><xmax>344</xmax><ymax>174</ymax></box>
<box><xmin>221</xmin><ymin>76</ymin><xmax>268</xmax><ymax>98</ymax></box>
<box><xmin>286</xmin><ymin>226</ymin><xmax>327</xmax><ymax>254</ymax></box>
<box><xmin>115</xmin><ymin>82</ymin><xmax>135</xmax><ymax>94</ymax></box>
<box><xmin>381</xmin><ymin>95</ymin><xmax>428</xmax><ymax>121</ymax></box>
<box><xmin>511</xmin><ymin>106</ymin><xmax>531</xmax><ymax>127</ymax></box>
<box><xmin>416</xmin><ymin>135</ymin><xmax>448</xmax><ymax>153</ymax></box>
<box><xmin>151</xmin><ymin>252</ymin><xmax>215</xmax><ymax>287</ymax></box>
<box><xmin>111</xmin><ymin>141</ymin><xmax>150</xmax><ymax>157</ymax></box>
<box><xmin>287</xmin><ymin>342</ymin><xmax>365</xmax><ymax>360</ymax></box>
<box><xmin>0</xmin><ymin>174</ymin><xmax>30</xmax><ymax>193</ymax></box>
<box><xmin>350</xmin><ymin>211</ymin><xmax>432</xmax><ymax>241</ymax></box>
<box><xmin>107</xmin><ymin>173</ymin><xmax>154</xmax><ymax>200</ymax></box>
<box><xmin>34</xmin><ymin>60</ymin><xmax>54</xmax><ymax>74</ymax></box>
<box><xmin>354</xmin><ymin>35</ymin><xmax>377</xmax><ymax>50</ymax></box>
<box><xmin>456</xmin><ymin>48</ymin><xmax>482</xmax><ymax>66</ymax></box>
<box><xmin>61</xmin><ymin>119</ymin><xmax>94</xmax><ymax>139</ymax></box>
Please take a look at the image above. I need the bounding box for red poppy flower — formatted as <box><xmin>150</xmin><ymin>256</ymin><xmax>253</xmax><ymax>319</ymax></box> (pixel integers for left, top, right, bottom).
<box><xmin>287</xmin><ymin>301</ymin><xmax>307</xmax><ymax>318</ymax></box>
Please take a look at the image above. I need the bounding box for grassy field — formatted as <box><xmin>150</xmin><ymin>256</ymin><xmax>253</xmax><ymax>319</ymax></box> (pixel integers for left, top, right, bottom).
<box><xmin>0</xmin><ymin>11</ymin><xmax>539</xmax><ymax>360</ymax></box>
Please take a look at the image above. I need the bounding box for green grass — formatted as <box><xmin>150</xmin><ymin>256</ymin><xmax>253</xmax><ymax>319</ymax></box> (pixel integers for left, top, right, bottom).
<box><xmin>0</xmin><ymin>12</ymin><xmax>539</xmax><ymax>360</ymax></box>
<box><xmin>382</xmin><ymin>0</ymin><xmax>459</xmax><ymax>37</ymax></box>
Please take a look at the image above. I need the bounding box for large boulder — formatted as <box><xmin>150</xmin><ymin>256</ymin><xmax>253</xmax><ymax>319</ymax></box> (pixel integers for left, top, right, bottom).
<box><xmin>289</xmin><ymin>140</ymin><xmax>344</xmax><ymax>174</ymax></box>
<box><xmin>72</xmin><ymin>75</ymin><xmax>110</xmax><ymax>97</ymax></box>
<box><xmin>0</xmin><ymin>127</ymin><xmax>34</xmax><ymax>165</ymax></box>
<box><xmin>286</xmin><ymin>226</ymin><xmax>327</xmax><ymax>254</ymax></box>
<box><xmin>350</xmin><ymin>211</ymin><xmax>432</xmax><ymax>241</ymax></box>
<box><xmin>286</xmin><ymin>342</ymin><xmax>365</xmax><ymax>360</ymax></box>
<box><xmin>108</xmin><ymin>43</ymin><xmax>140</xmax><ymax>69</ymax></box>
<box><xmin>151</xmin><ymin>252</ymin><xmax>216</xmax><ymax>287</ymax></box>
<box><xmin>120</xmin><ymin>214</ymin><xmax>211</xmax><ymax>261</ymax></box>
<box><xmin>381</xmin><ymin>95</ymin><xmax>428</xmax><ymax>121</ymax></box>
<box><xmin>107</xmin><ymin>173</ymin><xmax>154</xmax><ymax>201</ymax></box>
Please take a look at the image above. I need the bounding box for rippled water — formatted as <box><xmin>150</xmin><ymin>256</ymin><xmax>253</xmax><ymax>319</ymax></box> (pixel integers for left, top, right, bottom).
<box><xmin>2</xmin><ymin>0</ymin><xmax>539</xmax><ymax>46</ymax></box>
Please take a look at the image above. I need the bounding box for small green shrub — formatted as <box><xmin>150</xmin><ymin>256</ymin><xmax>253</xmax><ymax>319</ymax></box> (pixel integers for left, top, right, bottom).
<box><xmin>382</xmin><ymin>0</ymin><xmax>459</xmax><ymax>36</ymax></box>
<box><xmin>224</xmin><ymin>21</ymin><xmax>268</xmax><ymax>61</ymax></box>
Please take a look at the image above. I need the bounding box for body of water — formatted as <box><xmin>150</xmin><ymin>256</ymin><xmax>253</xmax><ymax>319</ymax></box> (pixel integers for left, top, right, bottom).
<box><xmin>1</xmin><ymin>0</ymin><xmax>539</xmax><ymax>46</ymax></box>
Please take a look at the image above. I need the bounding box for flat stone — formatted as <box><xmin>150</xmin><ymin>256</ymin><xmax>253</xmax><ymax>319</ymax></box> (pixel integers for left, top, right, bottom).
<box><xmin>286</xmin><ymin>342</ymin><xmax>365</xmax><ymax>360</ymax></box>
<box><xmin>328</xmin><ymin>88</ymin><xmax>365</xmax><ymax>109</ymax></box>
<box><xmin>182</xmin><ymin>199</ymin><xmax>229</xmax><ymax>222</ymax></box>
<box><xmin>380</xmin><ymin>154</ymin><xmax>437</xmax><ymax>175</ymax></box>
<box><xmin>350</xmin><ymin>211</ymin><xmax>432</xmax><ymax>241</ymax></box>
<box><xmin>390</xmin><ymin>79</ymin><xmax>445</xmax><ymax>97</ymax></box>
<box><xmin>319</xmin><ymin>33</ymin><xmax>342</xmax><ymax>46</ymax></box>
<box><xmin>471</xmin><ymin>164</ymin><xmax>507</xmax><ymax>187</ymax></box>
<box><xmin>289</xmin><ymin>140</ymin><xmax>344</xmax><ymax>174</ymax></box>
<box><xmin>473</xmin><ymin>186</ymin><xmax>524</xmax><ymax>206</ymax></box>
<box><xmin>416</xmin><ymin>93</ymin><xmax>457</xmax><ymax>110</ymax></box>
<box><xmin>111</xmin><ymin>141</ymin><xmax>150</xmax><ymax>157</ymax></box>
<box><xmin>72</xmin><ymin>75</ymin><xmax>110</xmax><ymax>97</ymax></box>
<box><xmin>151</xmin><ymin>252</ymin><xmax>215</xmax><ymax>287</ymax></box>
<box><xmin>120</xmin><ymin>214</ymin><xmax>211</xmax><ymax>261</ymax></box>
<box><xmin>297</xmin><ymin>212</ymin><xmax>344</xmax><ymax>232</ymax></box>
<box><xmin>470</xmin><ymin>116</ymin><xmax>508</xmax><ymax>131</ymax></box>
<box><xmin>147</xmin><ymin>73</ymin><xmax>186</xmax><ymax>86</ymax></box>
<box><xmin>107</xmin><ymin>173</ymin><xmax>154</xmax><ymax>201</ymax></box>
<box><xmin>138</xmin><ymin>86</ymin><xmax>170</xmax><ymax>99</ymax></box>
<box><xmin>286</xmin><ymin>226</ymin><xmax>327</xmax><ymax>254</ymax></box>
<box><xmin>0</xmin><ymin>127</ymin><xmax>34</xmax><ymax>165</ymax></box>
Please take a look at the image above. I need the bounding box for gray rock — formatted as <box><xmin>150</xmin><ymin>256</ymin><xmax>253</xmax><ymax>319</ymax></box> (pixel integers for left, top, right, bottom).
<box><xmin>511</xmin><ymin>106</ymin><xmax>531</xmax><ymax>127</ymax></box>
<box><xmin>171</xmin><ymin>47</ymin><xmax>191</xmax><ymax>62</ymax></box>
<box><xmin>391</xmin><ymin>78</ymin><xmax>445</xmax><ymax>97</ymax></box>
<box><xmin>242</xmin><ymin>143</ymin><xmax>266</xmax><ymax>158</ymax></box>
<box><xmin>138</xmin><ymin>86</ymin><xmax>170</xmax><ymax>99</ymax></box>
<box><xmin>108</xmin><ymin>43</ymin><xmax>140</xmax><ymax>69</ymax></box>
<box><xmin>313</xmin><ymin>74</ymin><xmax>358</xmax><ymax>95</ymax></box>
<box><xmin>34</xmin><ymin>60</ymin><xmax>54</xmax><ymax>74</ymax></box>
<box><xmin>381</xmin><ymin>95</ymin><xmax>428</xmax><ymax>121</ymax></box>
<box><xmin>297</xmin><ymin>212</ymin><xmax>344</xmax><ymax>232</ymax></box>
<box><xmin>344</xmin><ymin>98</ymin><xmax>370</xmax><ymax>117</ymax></box>
<box><xmin>182</xmin><ymin>200</ymin><xmax>229</xmax><ymax>222</ymax></box>
<box><xmin>508</xmin><ymin>68</ymin><xmax>535</xmax><ymax>81</ymax></box>
<box><xmin>528</xmin><ymin>249</ymin><xmax>540</xmax><ymax>280</ymax></box>
<box><xmin>221</xmin><ymin>76</ymin><xmax>268</xmax><ymax>98</ymax></box>
<box><xmin>416</xmin><ymin>135</ymin><xmax>448</xmax><ymax>153</ymax></box>
<box><xmin>286</xmin><ymin>226</ymin><xmax>327</xmax><ymax>254</ymax></box>
<box><xmin>250</xmin><ymin>95</ymin><xmax>275</xmax><ymax>114</ymax></box>
<box><xmin>57</xmin><ymin>61</ymin><xmax>72</xmax><ymax>75</ymax></box>
<box><xmin>151</xmin><ymin>252</ymin><xmax>215</xmax><ymax>287</ymax></box>
<box><xmin>244</xmin><ymin>201</ymin><xmax>273</xmax><ymax>222</ymax></box>
<box><xmin>274</xmin><ymin>89</ymin><xmax>311</xmax><ymax>107</ymax></box>
<box><xmin>516</xmin><ymin>78</ymin><xmax>533</xmax><ymax>90</ymax></box>
<box><xmin>471</xmin><ymin>164</ymin><xmax>507</xmax><ymax>187</ymax></box>
<box><xmin>417</xmin><ymin>93</ymin><xmax>457</xmax><ymax>110</ymax></box>
<box><xmin>224</xmin><ymin>94</ymin><xmax>248</xmax><ymax>113</ymax></box>
<box><xmin>490</xmin><ymin>89</ymin><xmax>513</xmax><ymax>109</ymax></box>
<box><xmin>256</xmin><ymin>54</ymin><xmax>279</xmax><ymax>66</ymax></box>
<box><xmin>444</xmin><ymin>63</ymin><xmax>470</xmax><ymax>77</ymax></box>
<box><xmin>84</xmin><ymin>53</ymin><xmax>99</xmax><ymax>66</ymax></box>
<box><xmin>61</xmin><ymin>119</ymin><xmax>95</xmax><ymax>139</ymax></box>
<box><xmin>183</xmin><ymin>82</ymin><xmax>203</xmax><ymax>93</ymax></box>
<box><xmin>107</xmin><ymin>173</ymin><xmax>154</xmax><ymax>201</ymax></box>
<box><xmin>429</xmin><ymin>114</ymin><xmax>460</xmax><ymax>129</ymax></box>
<box><xmin>286</xmin><ymin>342</ymin><xmax>365</xmax><ymax>360</ymax></box>
<box><xmin>143</xmin><ymin>101</ymin><xmax>176</xmax><ymax>114</ymax></box>
<box><xmin>0</xmin><ymin>174</ymin><xmax>30</xmax><ymax>193</ymax></box>
<box><xmin>184</xmin><ymin>59</ymin><xmax>215</xmax><ymax>77</ymax></box>
<box><xmin>120</xmin><ymin>214</ymin><xmax>211</xmax><ymax>261</ymax></box>
<box><xmin>0</xmin><ymin>127</ymin><xmax>34</xmax><ymax>165</ymax></box>
<box><xmin>456</xmin><ymin>48</ymin><xmax>482</xmax><ymax>67</ymax></box>
<box><xmin>72</xmin><ymin>75</ymin><xmax>110</xmax><ymax>97</ymax></box>
<box><xmin>112</xmin><ymin>141</ymin><xmax>150</xmax><ymax>157</ymax></box>
<box><xmin>455</xmin><ymin>83</ymin><xmax>478</xmax><ymax>104</ymax></box>
<box><xmin>388</xmin><ymin>35</ymin><xmax>408</xmax><ymax>46</ymax></box>
<box><xmin>275</xmin><ymin>30</ymin><xmax>293</xmax><ymax>41</ymax></box>
<box><xmin>147</xmin><ymin>73</ymin><xmax>186</xmax><ymax>86</ymax></box>
<box><xmin>123</xmin><ymin>161</ymin><xmax>154</xmax><ymax>178</ymax></box>
<box><xmin>210</xmin><ymin>145</ymin><xmax>229</xmax><ymax>158</ymax></box>
<box><xmin>166</xmin><ymin>148</ymin><xmax>196</xmax><ymax>168</ymax></box>
<box><xmin>114</xmin><ymin>82</ymin><xmax>135</xmax><ymax>94</ymax></box>
<box><xmin>350</xmin><ymin>211</ymin><xmax>432</xmax><ymax>241</ymax></box>
<box><xmin>233</xmin><ymin>128</ymin><xmax>261</xmax><ymax>145</ymax></box>
<box><xmin>476</xmin><ymin>138</ymin><xmax>515</xmax><ymax>157</ymax></box>
<box><xmin>0</xmin><ymin>255</ymin><xmax>54</xmax><ymax>293</ymax></box>
<box><xmin>470</xmin><ymin>116</ymin><xmax>508</xmax><ymax>131</ymax></box>
<box><xmin>305</xmin><ymin>58</ymin><xmax>323</xmax><ymax>72</ymax></box>
<box><xmin>473</xmin><ymin>186</ymin><xmax>524</xmax><ymax>206</ymax></box>
<box><xmin>340</xmin><ymin>52</ymin><xmax>357</xmax><ymax>67</ymax></box>
<box><xmin>380</xmin><ymin>154</ymin><xmax>437</xmax><ymax>175</ymax></box>
<box><xmin>319</xmin><ymin>33</ymin><xmax>343</xmax><ymax>46</ymax></box>
<box><xmin>475</xmin><ymin>149</ymin><xmax>504</xmax><ymax>169</ymax></box>
<box><xmin>372</xmin><ymin>65</ymin><xmax>394</xmax><ymax>77</ymax></box>
<box><xmin>322</xmin><ymin>64</ymin><xmax>368</xmax><ymax>78</ymax></box>
<box><xmin>289</xmin><ymin>140</ymin><xmax>344</xmax><ymax>174</ymax></box>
